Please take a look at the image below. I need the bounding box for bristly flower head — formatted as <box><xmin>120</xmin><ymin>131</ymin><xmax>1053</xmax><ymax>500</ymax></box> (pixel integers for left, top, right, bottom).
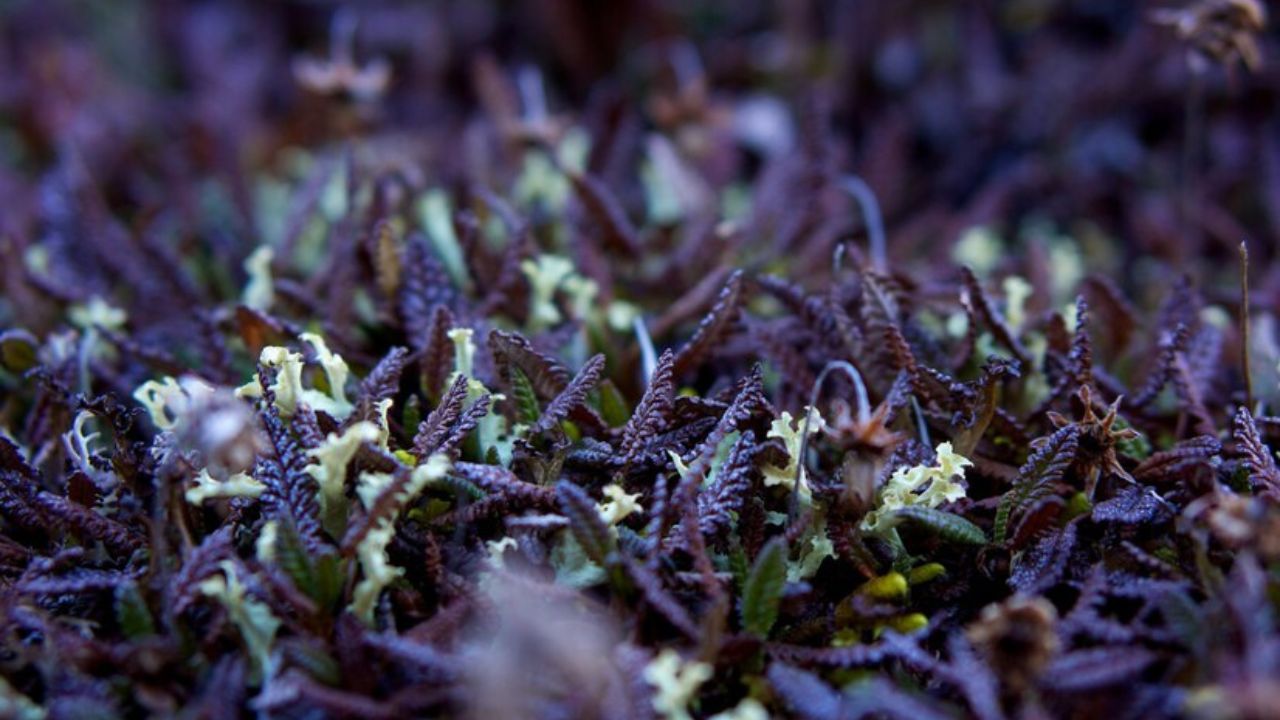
<box><xmin>1045</xmin><ymin>385</ymin><xmax>1139</xmax><ymax>494</ymax></box>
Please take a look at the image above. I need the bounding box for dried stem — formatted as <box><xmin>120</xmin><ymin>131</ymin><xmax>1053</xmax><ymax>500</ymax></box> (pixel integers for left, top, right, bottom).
<box><xmin>840</xmin><ymin>175</ymin><xmax>887</xmax><ymax>273</ymax></box>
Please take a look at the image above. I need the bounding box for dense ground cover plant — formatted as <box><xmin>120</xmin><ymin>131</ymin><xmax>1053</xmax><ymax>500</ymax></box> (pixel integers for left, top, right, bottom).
<box><xmin>2</xmin><ymin>1</ymin><xmax>1280</xmax><ymax>718</ymax></box>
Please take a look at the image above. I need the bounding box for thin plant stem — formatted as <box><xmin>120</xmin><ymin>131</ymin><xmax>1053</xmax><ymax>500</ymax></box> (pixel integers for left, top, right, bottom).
<box><xmin>1240</xmin><ymin>241</ymin><xmax>1253</xmax><ymax>410</ymax></box>
<box><xmin>790</xmin><ymin>360</ymin><xmax>872</xmax><ymax>519</ymax></box>
<box><xmin>633</xmin><ymin>316</ymin><xmax>658</xmax><ymax>385</ymax></box>
<box><xmin>840</xmin><ymin>175</ymin><xmax>887</xmax><ymax>273</ymax></box>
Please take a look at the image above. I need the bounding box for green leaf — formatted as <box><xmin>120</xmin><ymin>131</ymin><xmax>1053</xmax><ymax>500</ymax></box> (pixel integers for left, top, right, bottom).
<box><xmin>892</xmin><ymin>506</ymin><xmax>987</xmax><ymax>545</ymax></box>
<box><xmin>275</xmin><ymin>519</ymin><xmax>316</xmax><ymax>596</ymax></box>
<box><xmin>510</xmin><ymin>367</ymin><xmax>541</xmax><ymax>425</ymax></box>
<box><xmin>311</xmin><ymin>553</ymin><xmax>345</xmax><ymax>611</ymax></box>
<box><xmin>727</xmin><ymin>535</ymin><xmax>749</xmax><ymax>590</ymax></box>
<box><xmin>597</xmin><ymin>379</ymin><xmax>630</xmax><ymax>427</ymax></box>
<box><xmin>282</xmin><ymin>640</ymin><xmax>342</xmax><ymax>685</ymax></box>
<box><xmin>115</xmin><ymin>582</ymin><xmax>155</xmax><ymax>639</ymax></box>
<box><xmin>274</xmin><ymin>518</ymin><xmax>342</xmax><ymax>608</ymax></box>
<box><xmin>0</xmin><ymin>329</ymin><xmax>38</xmax><ymax>374</ymax></box>
<box><xmin>741</xmin><ymin>537</ymin><xmax>788</xmax><ymax>637</ymax></box>
<box><xmin>994</xmin><ymin>425</ymin><xmax>1078</xmax><ymax>544</ymax></box>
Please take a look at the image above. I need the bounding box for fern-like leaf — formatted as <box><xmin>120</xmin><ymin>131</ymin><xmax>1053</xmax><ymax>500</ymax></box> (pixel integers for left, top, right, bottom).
<box><xmin>994</xmin><ymin>425</ymin><xmax>1078</xmax><ymax>545</ymax></box>
<box><xmin>892</xmin><ymin>506</ymin><xmax>986</xmax><ymax>545</ymax></box>
<box><xmin>531</xmin><ymin>354</ymin><xmax>605</xmax><ymax>436</ymax></box>
<box><xmin>555</xmin><ymin>480</ymin><xmax>614</xmax><ymax>565</ymax></box>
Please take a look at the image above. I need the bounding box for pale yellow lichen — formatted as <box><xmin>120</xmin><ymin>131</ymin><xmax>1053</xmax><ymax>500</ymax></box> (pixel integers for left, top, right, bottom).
<box><xmin>185</xmin><ymin>469</ymin><xmax>266</xmax><ymax>505</ymax></box>
<box><xmin>198</xmin><ymin>560</ymin><xmax>280</xmax><ymax>672</ymax></box>
<box><xmin>351</xmin><ymin>454</ymin><xmax>451</xmax><ymax>623</ymax></box>
<box><xmin>643</xmin><ymin>649</ymin><xmax>713</xmax><ymax>720</ymax></box>
<box><xmin>134</xmin><ymin>375</ymin><xmax>216</xmax><ymax>430</ymax></box>
<box><xmin>306</xmin><ymin>422</ymin><xmax>380</xmax><ymax>517</ymax></box>
<box><xmin>708</xmin><ymin>698</ymin><xmax>769</xmax><ymax>720</ymax></box>
<box><xmin>235</xmin><ymin>334</ymin><xmax>353</xmax><ymax>418</ymax></box>
<box><xmin>520</xmin><ymin>254</ymin><xmax>575</xmax><ymax>330</ymax></box>
<box><xmin>1002</xmin><ymin>275</ymin><xmax>1033</xmax><ymax>332</ymax></box>
<box><xmin>255</xmin><ymin>520</ymin><xmax>279</xmax><ymax>564</ymax></box>
<box><xmin>68</xmin><ymin>296</ymin><xmax>127</xmax><ymax>331</ymax></box>
<box><xmin>598</xmin><ymin>484</ymin><xmax>643</xmax><ymax>526</ymax></box>
<box><xmin>241</xmin><ymin>245</ymin><xmax>275</xmax><ymax>311</ymax></box>
<box><xmin>861</xmin><ymin>442</ymin><xmax>972</xmax><ymax>535</ymax></box>
<box><xmin>762</xmin><ymin>408</ymin><xmax>825</xmax><ymax>500</ymax></box>
<box><xmin>952</xmin><ymin>226</ymin><xmax>1003</xmax><ymax>277</ymax></box>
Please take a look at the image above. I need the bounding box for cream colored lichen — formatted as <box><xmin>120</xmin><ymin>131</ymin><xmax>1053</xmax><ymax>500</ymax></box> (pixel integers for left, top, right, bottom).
<box><xmin>62</xmin><ymin>411</ymin><xmax>103</xmax><ymax>479</ymax></box>
<box><xmin>186</xmin><ymin>469</ymin><xmax>266</xmax><ymax>505</ymax></box>
<box><xmin>235</xmin><ymin>334</ymin><xmax>352</xmax><ymax>418</ymax></box>
<box><xmin>643</xmin><ymin>649</ymin><xmax>712</xmax><ymax>720</ymax></box>
<box><xmin>198</xmin><ymin>560</ymin><xmax>280</xmax><ymax>672</ymax></box>
<box><xmin>520</xmin><ymin>254</ymin><xmax>575</xmax><ymax>330</ymax></box>
<box><xmin>1002</xmin><ymin>275</ymin><xmax>1033</xmax><ymax>332</ymax></box>
<box><xmin>952</xmin><ymin>226</ymin><xmax>1002</xmax><ymax>277</ymax></box>
<box><xmin>306</xmin><ymin>422</ymin><xmax>380</xmax><ymax>517</ymax></box>
<box><xmin>255</xmin><ymin>520</ymin><xmax>279</xmax><ymax>564</ymax></box>
<box><xmin>134</xmin><ymin>375</ymin><xmax>216</xmax><ymax>430</ymax></box>
<box><xmin>68</xmin><ymin>296</ymin><xmax>127</xmax><ymax>331</ymax></box>
<box><xmin>241</xmin><ymin>245</ymin><xmax>275</xmax><ymax>311</ymax></box>
<box><xmin>562</xmin><ymin>274</ymin><xmax>599</xmax><ymax>325</ymax></box>
<box><xmin>351</xmin><ymin>454</ymin><xmax>451</xmax><ymax>623</ymax></box>
<box><xmin>447</xmin><ymin>327</ymin><xmax>477</xmax><ymax>381</ymax></box>
<box><xmin>446</xmin><ymin>327</ymin><xmax>515</xmax><ymax>465</ymax></box>
<box><xmin>861</xmin><ymin>442</ymin><xmax>972</xmax><ymax>535</ymax></box>
<box><xmin>598</xmin><ymin>484</ymin><xmax>643</xmax><ymax>526</ymax></box>
<box><xmin>372</xmin><ymin>398</ymin><xmax>394</xmax><ymax>450</ymax></box>
<box><xmin>787</xmin><ymin>520</ymin><xmax>836</xmax><ymax>582</ymax></box>
<box><xmin>762</xmin><ymin>408</ymin><xmax>825</xmax><ymax>500</ymax></box>
<box><xmin>300</xmin><ymin>332</ymin><xmax>351</xmax><ymax>410</ymax></box>
<box><xmin>709</xmin><ymin>698</ymin><xmax>768</xmax><ymax>720</ymax></box>
<box><xmin>484</xmin><ymin>536</ymin><xmax>519</xmax><ymax>570</ymax></box>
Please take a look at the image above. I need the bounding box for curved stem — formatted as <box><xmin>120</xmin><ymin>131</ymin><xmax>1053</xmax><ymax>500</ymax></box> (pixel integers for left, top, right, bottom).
<box><xmin>789</xmin><ymin>360</ymin><xmax>872</xmax><ymax>518</ymax></box>
<box><xmin>633</xmin><ymin>316</ymin><xmax>658</xmax><ymax>385</ymax></box>
<box><xmin>839</xmin><ymin>175</ymin><xmax>887</xmax><ymax>274</ymax></box>
<box><xmin>517</xmin><ymin>65</ymin><xmax>547</xmax><ymax>124</ymax></box>
<box><xmin>1240</xmin><ymin>241</ymin><xmax>1253</xmax><ymax>411</ymax></box>
<box><xmin>911</xmin><ymin>395</ymin><xmax>930</xmax><ymax>447</ymax></box>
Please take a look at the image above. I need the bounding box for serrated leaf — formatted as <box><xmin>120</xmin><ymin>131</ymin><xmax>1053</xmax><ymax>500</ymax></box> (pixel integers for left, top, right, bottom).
<box><xmin>556</xmin><ymin>480</ymin><xmax>615</xmax><ymax>565</ymax></box>
<box><xmin>1091</xmin><ymin>485</ymin><xmax>1169</xmax><ymax>525</ymax></box>
<box><xmin>741</xmin><ymin>537</ymin><xmax>788</xmax><ymax>637</ymax></box>
<box><xmin>115</xmin><ymin>582</ymin><xmax>155</xmax><ymax>639</ymax></box>
<box><xmin>531</xmin><ymin>354</ymin><xmax>605</xmax><ymax>436</ymax></box>
<box><xmin>510</xmin><ymin>367</ymin><xmax>541</xmax><ymax>425</ymax></box>
<box><xmin>892</xmin><ymin>506</ymin><xmax>987</xmax><ymax>545</ymax></box>
<box><xmin>1009</xmin><ymin>522</ymin><xmax>1078</xmax><ymax>593</ymax></box>
<box><xmin>995</xmin><ymin>425</ymin><xmax>1078</xmax><ymax>544</ymax></box>
<box><xmin>1040</xmin><ymin>646</ymin><xmax>1156</xmax><ymax>691</ymax></box>
<box><xmin>273</xmin><ymin>518</ymin><xmax>341</xmax><ymax>608</ymax></box>
<box><xmin>767</xmin><ymin>662</ymin><xmax>842</xmax><ymax>720</ymax></box>
<box><xmin>274</xmin><ymin>518</ymin><xmax>314</xmax><ymax>592</ymax></box>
